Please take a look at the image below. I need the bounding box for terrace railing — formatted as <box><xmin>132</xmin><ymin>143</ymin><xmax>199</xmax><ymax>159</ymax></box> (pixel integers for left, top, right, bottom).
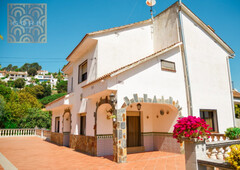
<box><xmin>184</xmin><ymin>133</ymin><xmax>240</xmax><ymax>170</ymax></box>
<box><xmin>0</xmin><ymin>128</ymin><xmax>51</xmax><ymax>141</ymax></box>
<box><xmin>0</xmin><ymin>129</ymin><xmax>36</xmax><ymax>137</ymax></box>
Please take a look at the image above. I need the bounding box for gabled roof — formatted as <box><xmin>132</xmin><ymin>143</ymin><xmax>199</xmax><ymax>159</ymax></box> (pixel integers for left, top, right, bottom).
<box><xmin>64</xmin><ymin>2</ymin><xmax>235</xmax><ymax>74</ymax></box>
<box><xmin>82</xmin><ymin>42</ymin><xmax>182</xmax><ymax>88</ymax></box>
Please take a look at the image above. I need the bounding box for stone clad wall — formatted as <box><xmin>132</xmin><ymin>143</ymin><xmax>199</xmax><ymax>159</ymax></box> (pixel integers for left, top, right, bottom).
<box><xmin>69</xmin><ymin>134</ymin><xmax>97</xmax><ymax>156</ymax></box>
<box><xmin>113</xmin><ymin>108</ymin><xmax>127</xmax><ymax>163</ymax></box>
<box><xmin>51</xmin><ymin>132</ymin><xmax>63</xmax><ymax>145</ymax></box>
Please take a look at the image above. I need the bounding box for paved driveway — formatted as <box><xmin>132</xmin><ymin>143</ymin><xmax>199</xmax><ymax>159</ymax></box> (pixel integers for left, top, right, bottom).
<box><xmin>0</xmin><ymin>137</ymin><xmax>185</xmax><ymax>170</ymax></box>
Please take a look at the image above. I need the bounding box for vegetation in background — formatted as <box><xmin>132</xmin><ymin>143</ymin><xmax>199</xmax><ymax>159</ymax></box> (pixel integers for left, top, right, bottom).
<box><xmin>235</xmin><ymin>104</ymin><xmax>240</xmax><ymax>118</ymax></box>
<box><xmin>40</xmin><ymin>93</ymin><xmax>66</xmax><ymax>106</ymax></box>
<box><xmin>1</xmin><ymin>63</ymin><xmax>42</xmax><ymax>72</ymax></box>
<box><xmin>28</xmin><ymin>67</ymin><xmax>37</xmax><ymax>76</ymax></box>
<box><xmin>13</xmin><ymin>78</ymin><xmax>25</xmax><ymax>89</ymax></box>
<box><xmin>19</xmin><ymin>108</ymin><xmax>51</xmax><ymax>129</ymax></box>
<box><xmin>56</xmin><ymin>80</ymin><xmax>67</xmax><ymax>93</ymax></box>
<box><xmin>0</xmin><ymin>84</ymin><xmax>12</xmax><ymax>101</ymax></box>
<box><xmin>0</xmin><ymin>64</ymin><xmax>68</xmax><ymax>129</ymax></box>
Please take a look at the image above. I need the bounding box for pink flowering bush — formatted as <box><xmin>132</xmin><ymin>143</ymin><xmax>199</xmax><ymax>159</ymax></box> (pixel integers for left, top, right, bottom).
<box><xmin>173</xmin><ymin>116</ymin><xmax>212</xmax><ymax>143</ymax></box>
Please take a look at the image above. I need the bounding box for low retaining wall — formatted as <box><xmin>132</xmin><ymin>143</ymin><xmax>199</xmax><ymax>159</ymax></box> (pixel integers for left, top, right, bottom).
<box><xmin>69</xmin><ymin>134</ymin><xmax>97</xmax><ymax>156</ymax></box>
<box><xmin>143</xmin><ymin>132</ymin><xmax>181</xmax><ymax>154</ymax></box>
<box><xmin>51</xmin><ymin>132</ymin><xmax>63</xmax><ymax>145</ymax></box>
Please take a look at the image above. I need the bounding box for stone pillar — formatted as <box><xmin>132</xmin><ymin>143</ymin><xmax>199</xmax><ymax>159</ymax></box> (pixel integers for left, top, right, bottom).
<box><xmin>184</xmin><ymin>139</ymin><xmax>207</xmax><ymax>170</ymax></box>
<box><xmin>113</xmin><ymin>108</ymin><xmax>127</xmax><ymax>163</ymax></box>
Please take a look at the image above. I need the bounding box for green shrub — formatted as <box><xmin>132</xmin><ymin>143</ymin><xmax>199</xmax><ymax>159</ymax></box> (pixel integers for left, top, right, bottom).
<box><xmin>39</xmin><ymin>93</ymin><xmax>66</xmax><ymax>105</ymax></box>
<box><xmin>225</xmin><ymin>127</ymin><xmax>240</xmax><ymax>140</ymax></box>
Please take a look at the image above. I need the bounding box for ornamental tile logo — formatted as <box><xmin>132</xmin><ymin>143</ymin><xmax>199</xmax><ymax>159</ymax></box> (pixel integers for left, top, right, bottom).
<box><xmin>7</xmin><ymin>3</ymin><xmax>47</xmax><ymax>43</ymax></box>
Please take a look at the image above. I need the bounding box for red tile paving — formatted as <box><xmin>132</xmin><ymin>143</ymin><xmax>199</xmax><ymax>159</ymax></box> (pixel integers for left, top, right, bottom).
<box><xmin>0</xmin><ymin>137</ymin><xmax>185</xmax><ymax>170</ymax></box>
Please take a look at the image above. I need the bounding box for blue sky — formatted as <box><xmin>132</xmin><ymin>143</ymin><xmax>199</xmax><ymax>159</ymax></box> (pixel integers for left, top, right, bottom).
<box><xmin>0</xmin><ymin>0</ymin><xmax>240</xmax><ymax>89</ymax></box>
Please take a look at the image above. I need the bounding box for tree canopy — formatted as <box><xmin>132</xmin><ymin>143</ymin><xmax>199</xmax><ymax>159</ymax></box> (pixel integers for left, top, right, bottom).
<box><xmin>1</xmin><ymin>62</ymin><xmax>42</xmax><ymax>72</ymax></box>
<box><xmin>56</xmin><ymin>80</ymin><xmax>67</xmax><ymax>93</ymax></box>
<box><xmin>28</xmin><ymin>68</ymin><xmax>37</xmax><ymax>76</ymax></box>
<box><xmin>13</xmin><ymin>78</ymin><xmax>25</xmax><ymax>88</ymax></box>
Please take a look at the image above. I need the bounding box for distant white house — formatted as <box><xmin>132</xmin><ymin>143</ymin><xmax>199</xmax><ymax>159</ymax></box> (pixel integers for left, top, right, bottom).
<box><xmin>34</xmin><ymin>74</ymin><xmax>58</xmax><ymax>88</ymax></box>
<box><xmin>0</xmin><ymin>70</ymin><xmax>7</xmax><ymax>78</ymax></box>
<box><xmin>8</xmin><ymin>71</ymin><xmax>27</xmax><ymax>80</ymax></box>
<box><xmin>37</xmin><ymin>70</ymin><xmax>49</xmax><ymax>75</ymax></box>
<box><xmin>45</xmin><ymin>2</ymin><xmax>235</xmax><ymax>163</ymax></box>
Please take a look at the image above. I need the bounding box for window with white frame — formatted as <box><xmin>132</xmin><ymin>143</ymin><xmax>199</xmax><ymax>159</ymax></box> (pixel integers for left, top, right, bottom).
<box><xmin>78</xmin><ymin>60</ymin><xmax>87</xmax><ymax>83</ymax></box>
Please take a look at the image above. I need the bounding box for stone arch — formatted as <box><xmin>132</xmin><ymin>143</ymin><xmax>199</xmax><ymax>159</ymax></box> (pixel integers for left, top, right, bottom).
<box><xmin>62</xmin><ymin>108</ymin><xmax>72</xmax><ymax>132</ymax></box>
<box><xmin>122</xmin><ymin>93</ymin><xmax>182</xmax><ymax>116</ymax></box>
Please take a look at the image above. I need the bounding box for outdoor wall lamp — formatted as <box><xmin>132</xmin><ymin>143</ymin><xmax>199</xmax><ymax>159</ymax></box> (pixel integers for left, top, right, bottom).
<box><xmin>137</xmin><ymin>103</ymin><xmax>142</xmax><ymax>111</ymax></box>
<box><xmin>109</xmin><ymin>92</ymin><xmax>117</xmax><ymax>122</ymax></box>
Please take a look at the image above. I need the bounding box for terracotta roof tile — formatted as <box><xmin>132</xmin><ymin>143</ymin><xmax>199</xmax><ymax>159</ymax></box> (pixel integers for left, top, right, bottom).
<box><xmin>233</xmin><ymin>90</ymin><xmax>240</xmax><ymax>98</ymax></box>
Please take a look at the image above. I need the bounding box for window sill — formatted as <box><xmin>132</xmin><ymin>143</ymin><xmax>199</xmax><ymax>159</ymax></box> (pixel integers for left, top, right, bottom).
<box><xmin>161</xmin><ymin>68</ymin><xmax>176</xmax><ymax>72</ymax></box>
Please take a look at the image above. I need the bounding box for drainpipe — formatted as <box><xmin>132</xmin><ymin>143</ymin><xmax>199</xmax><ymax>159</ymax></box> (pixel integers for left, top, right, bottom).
<box><xmin>178</xmin><ymin>0</ymin><xmax>193</xmax><ymax>116</ymax></box>
<box><xmin>227</xmin><ymin>55</ymin><xmax>236</xmax><ymax>127</ymax></box>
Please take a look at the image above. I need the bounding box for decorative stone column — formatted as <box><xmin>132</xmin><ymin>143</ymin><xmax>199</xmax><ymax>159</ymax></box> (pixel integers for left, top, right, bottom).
<box><xmin>184</xmin><ymin>138</ymin><xmax>207</xmax><ymax>170</ymax></box>
<box><xmin>113</xmin><ymin>108</ymin><xmax>127</xmax><ymax>163</ymax></box>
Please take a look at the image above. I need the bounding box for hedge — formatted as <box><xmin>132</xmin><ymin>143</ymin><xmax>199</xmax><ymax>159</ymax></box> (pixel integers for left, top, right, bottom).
<box><xmin>40</xmin><ymin>93</ymin><xmax>66</xmax><ymax>105</ymax></box>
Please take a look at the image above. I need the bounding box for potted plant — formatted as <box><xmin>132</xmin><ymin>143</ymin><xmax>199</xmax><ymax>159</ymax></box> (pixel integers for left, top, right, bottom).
<box><xmin>173</xmin><ymin>116</ymin><xmax>212</xmax><ymax>143</ymax></box>
<box><xmin>224</xmin><ymin>127</ymin><xmax>240</xmax><ymax>140</ymax></box>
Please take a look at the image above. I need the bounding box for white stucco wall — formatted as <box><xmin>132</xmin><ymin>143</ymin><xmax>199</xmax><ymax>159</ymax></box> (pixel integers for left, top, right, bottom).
<box><xmin>93</xmin><ymin>23</ymin><xmax>154</xmax><ymax>78</ymax></box>
<box><xmin>153</xmin><ymin>3</ymin><xmax>179</xmax><ymax>52</ymax></box>
<box><xmin>181</xmin><ymin>12</ymin><xmax>234</xmax><ymax>132</ymax></box>
<box><xmin>108</xmin><ymin>47</ymin><xmax>188</xmax><ymax>118</ymax></box>
<box><xmin>51</xmin><ymin>109</ymin><xmax>63</xmax><ymax>133</ymax></box>
<box><xmin>97</xmin><ymin>104</ymin><xmax>113</xmax><ymax>135</ymax></box>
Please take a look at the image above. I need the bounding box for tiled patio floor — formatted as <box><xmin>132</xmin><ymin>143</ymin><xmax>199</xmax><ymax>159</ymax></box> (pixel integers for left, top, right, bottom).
<box><xmin>0</xmin><ymin>137</ymin><xmax>185</xmax><ymax>170</ymax></box>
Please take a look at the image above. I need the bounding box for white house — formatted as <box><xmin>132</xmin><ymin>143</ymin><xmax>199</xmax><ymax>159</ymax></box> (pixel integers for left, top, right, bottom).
<box><xmin>34</xmin><ymin>74</ymin><xmax>58</xmax><ymax>88</ymax></box>
<box><xmin>0</xmin><ymin>70</ymin><xmax>7</xmax><ymax>78</ymax></box>
<box><xmin>8</xmin><ymin>71</ymin><xmax>27</xmax><ymax>80</ymax></box>
<box><xmin>37</xmin><ymin>70</ymin><xmax>49</xmax><ymax>75</ymax></box>
<box><xmin>46</xmin><ymin>2</ymin><xmax>235</xmax><ymax>163</ymax></box>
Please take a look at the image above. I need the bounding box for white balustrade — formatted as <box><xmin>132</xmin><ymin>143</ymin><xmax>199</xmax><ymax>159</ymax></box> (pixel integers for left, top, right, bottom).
<box><xmin>206</xmin><ymin>134</ymin><xmax>229</xmax><ymax>142</ymax></box>
<box><xmin>0</xmin><ymin>129</ymin><xmax>36</xmax><ymax>137</ymax></box>
<box><xmin>206</xmin><ymin>140</ymin><xmax>240</xmax><ymax>161</ymax></box>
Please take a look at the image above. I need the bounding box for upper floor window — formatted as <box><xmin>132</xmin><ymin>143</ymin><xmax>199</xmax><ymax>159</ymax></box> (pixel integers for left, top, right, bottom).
<box><xmin>200</xmin><ymin>110</ymin><xmax>218</xmax><ymax>132</ymax></box>
<box><xmin>161</xmin><ymin>60</ymin><xmax>176</xmax><ymax>72</ymax></box>
<box><xmin>78</xmin><ymin>60</ymin><xmax>87</xmax><ymax>83</ymax></box>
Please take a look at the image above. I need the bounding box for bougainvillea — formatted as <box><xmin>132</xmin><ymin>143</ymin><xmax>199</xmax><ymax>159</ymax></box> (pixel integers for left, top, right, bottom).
<box><xmin>226</xmin><ymin>144</ymin><xmax>240</xmax><ymax>169</ymax></box>
<box><xmin>173</xmin><ymin>116</ymin><xmax>212</xmax><ymax>143</ymax></box>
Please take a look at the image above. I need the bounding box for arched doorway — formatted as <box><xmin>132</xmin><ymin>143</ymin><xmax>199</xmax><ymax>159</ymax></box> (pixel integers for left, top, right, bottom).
<box><xmin>62</xmin><ymin>108</ymin><xmax>71</xmax><ymax>147</ymax></box>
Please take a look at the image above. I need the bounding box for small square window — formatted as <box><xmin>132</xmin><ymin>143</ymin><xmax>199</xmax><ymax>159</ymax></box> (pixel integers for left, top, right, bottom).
<box><xmin>161</xmin><ymin>60</ymin><xmax>176</xmax><ymax>72</ymax></box>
